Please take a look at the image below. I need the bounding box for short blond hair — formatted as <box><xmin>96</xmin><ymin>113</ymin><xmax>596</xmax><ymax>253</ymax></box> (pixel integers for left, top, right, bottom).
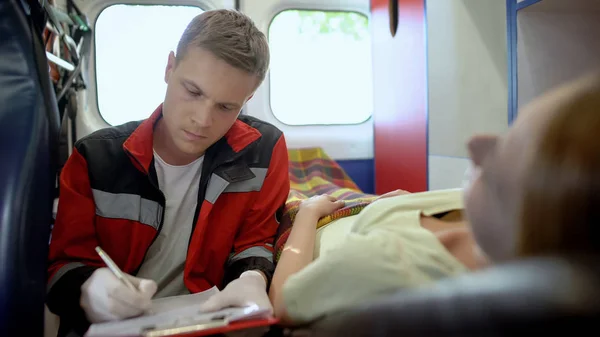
<box><xmin>176</xmin><ymin>9</ymin><xmax>269</xmax><ymax>83</ymax></box>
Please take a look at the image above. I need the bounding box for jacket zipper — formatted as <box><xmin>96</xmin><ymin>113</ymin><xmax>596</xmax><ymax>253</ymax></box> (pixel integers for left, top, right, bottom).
<box><xmin>186</xmin><ymin>140</ymin><xmax>258</xmax><ymax>251</ymax></box>
<box><xmin>187</xmin><ymin>157</ymin><xmax>240</xmax><ymax>247</ymax></box>
<box><xmin>125</xmin><ymin>149</ymin><xmax>166</xmax><ymax>269</ymax></box>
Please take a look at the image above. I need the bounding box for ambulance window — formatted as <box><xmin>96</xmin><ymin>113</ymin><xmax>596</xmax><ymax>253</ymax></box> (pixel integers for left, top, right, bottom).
<box><xmin>268</xmin><ymin>9</ymin><xmax>372</xmax><ymax>125</ymax></box>
<box><xmin>95</xmin><ymin>4</ymin><xmax>204</xmax><ymax>126</ymax></box>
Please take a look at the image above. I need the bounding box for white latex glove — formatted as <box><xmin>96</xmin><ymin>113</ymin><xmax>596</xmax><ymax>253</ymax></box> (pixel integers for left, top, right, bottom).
<box><xmin>80</xmin><ymin>267</ymin><xmax>157</xmax><ymax>323</ymax></box>
<box><xmin>199</xmin><ymin>270</ymin><xmax>272</xmax><ymax>314</ymax></box>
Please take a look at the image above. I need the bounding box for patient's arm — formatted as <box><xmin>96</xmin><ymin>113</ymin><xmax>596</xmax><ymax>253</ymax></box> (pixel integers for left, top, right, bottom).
<box><xmin>270</xmin><ymin>210</ymin><xmax>319</xmax><ymax>322</ymax></box>
<box><xmin>269</xmin><ymin>195</ymin><xmax>344</xmax><ymax>323</ymax></box>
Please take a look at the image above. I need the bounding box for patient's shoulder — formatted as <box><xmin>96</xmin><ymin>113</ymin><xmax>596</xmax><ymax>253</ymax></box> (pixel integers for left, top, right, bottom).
<box><xmin>352</xmin><ymin>188</ymin><xmax>465</xmax><ymax>233</ymax></box>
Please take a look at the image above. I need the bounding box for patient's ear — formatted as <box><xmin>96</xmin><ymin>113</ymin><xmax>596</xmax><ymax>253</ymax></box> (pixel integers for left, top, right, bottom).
<box><xmin>467</xmin><ymin>135</ymin><xmax>498</xmax><ymax>167</ymax></box>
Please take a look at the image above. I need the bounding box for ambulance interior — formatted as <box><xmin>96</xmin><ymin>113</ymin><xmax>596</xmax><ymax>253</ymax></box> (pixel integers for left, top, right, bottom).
<box><xmin>1</xmin><ymin>0</ymin><xmax>600</xmax><ymax>336</ymax></box>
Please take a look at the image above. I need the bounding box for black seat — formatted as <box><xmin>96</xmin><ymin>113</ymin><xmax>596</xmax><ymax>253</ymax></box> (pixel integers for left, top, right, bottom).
<box><xmin>0</xmin><ymin>0</ymin><xmax>61</xmax><ymax>336</ymax></box>
<box><xmin>293</xmin><ymin>255</ymin><xmax>600</xmax><ymax>336</ymax></box>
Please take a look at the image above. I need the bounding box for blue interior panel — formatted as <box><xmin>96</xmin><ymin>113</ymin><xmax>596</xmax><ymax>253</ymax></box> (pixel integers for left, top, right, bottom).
<box><xmin>337</xmin><ymin>159</ymin><xmax>374</xmax><ymax>194</ymax></box>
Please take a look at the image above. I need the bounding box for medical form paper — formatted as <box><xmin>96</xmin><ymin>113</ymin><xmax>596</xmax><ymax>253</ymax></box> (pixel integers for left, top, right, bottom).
<box><xmin>84</xmin><ymin>286</ymin><xmax>273</xmax><ymax>337</ymax></box>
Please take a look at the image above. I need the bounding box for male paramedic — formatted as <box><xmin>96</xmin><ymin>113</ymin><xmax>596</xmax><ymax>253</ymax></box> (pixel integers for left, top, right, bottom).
<box><xmin>45</xmin><ymin>9</ymin><xmax>290</xmax><ymax>336</ymax></box>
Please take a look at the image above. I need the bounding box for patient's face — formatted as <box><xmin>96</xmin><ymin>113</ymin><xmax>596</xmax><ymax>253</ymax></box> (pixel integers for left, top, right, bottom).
<box><xmin>463</xmin><ymin>84</ymin><xmax>574</xmax><ymax>263</ymax></box>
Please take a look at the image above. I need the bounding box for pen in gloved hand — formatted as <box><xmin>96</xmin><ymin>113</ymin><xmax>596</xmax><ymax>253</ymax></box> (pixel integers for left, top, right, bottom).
<box><xmin>95</xmin><ymin>246</ymin><xmax>139</xmax><ymax>292</ymax></box>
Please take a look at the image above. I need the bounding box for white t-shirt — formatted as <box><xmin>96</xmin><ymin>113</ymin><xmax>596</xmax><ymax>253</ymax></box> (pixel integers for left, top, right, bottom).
<box><xmin>135</xmin><ymin>151</ymin><xmax>204</xmax><ymax>298</ymax></box>
<box><xmin>283</xmin><ymin>188</ymin><xmax>468</xmax><ymax>323</ymax></box>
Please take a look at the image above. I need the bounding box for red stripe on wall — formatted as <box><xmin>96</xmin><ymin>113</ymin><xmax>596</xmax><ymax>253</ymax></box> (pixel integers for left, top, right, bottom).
<box><xmin>371</xmin><ymin>0</ymin><xmax>428</xmax><ymax>194</ymax></box>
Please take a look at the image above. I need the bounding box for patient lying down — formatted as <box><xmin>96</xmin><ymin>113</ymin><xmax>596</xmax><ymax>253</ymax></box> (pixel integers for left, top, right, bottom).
<box><xmin>269</xmin><ymin>188</ymin><xmax>485</xmax><ymax>325</ymax></box>
<box><xmin>270</xmin><ymin>72</ymin><xmax>600</xmax><ymax>326</ymax></box>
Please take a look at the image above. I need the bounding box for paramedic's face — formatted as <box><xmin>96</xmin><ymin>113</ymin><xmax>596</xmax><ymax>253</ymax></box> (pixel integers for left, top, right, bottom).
<box><xmin>161</xmin><ymin>47</ymin><xmax>258</xmax><ymax>162</ymax></box>
<box><xmin>464</xmin><ymin>86</ymin><xmax>569</xmax><ymax>263</ymax></box>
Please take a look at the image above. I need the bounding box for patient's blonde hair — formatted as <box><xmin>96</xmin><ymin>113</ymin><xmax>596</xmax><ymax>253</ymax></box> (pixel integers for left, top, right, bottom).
<box><xmin>519</xmin><ymin>74</ymin><xmax>600</xmax><ymax>256</ymax></box>
<box><xmin>175</xmin><ymin>9</ymin><xmax>269</xmax><ymax>84</ymax></box>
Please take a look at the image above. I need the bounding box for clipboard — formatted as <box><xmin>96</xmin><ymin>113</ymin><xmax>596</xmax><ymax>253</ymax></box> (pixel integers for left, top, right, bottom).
<box><xmin>140</xmin><ymin>305</ymin><xmax>279</xmax><ymax>337</ymax></box>
<box><xmin>142</xmin><ymin>316</ymin><xmax>279</xmax><ymax>337</ymax></box>
<box><xmin>85</xmin><ymin>288</ymin><xmax>279</xmax><ymax>337</ymax></box>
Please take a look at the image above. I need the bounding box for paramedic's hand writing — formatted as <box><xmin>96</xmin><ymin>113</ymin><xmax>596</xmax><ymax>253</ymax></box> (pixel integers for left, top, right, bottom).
<box><xmin>80</xmin><ymin>268</ymin><xmax>157</xmax><ymax>323</ymax></box>
<box><xmin>199</xmin><ymin>270</ymin><xmax>272</xmax><ymax>314</ymax></box>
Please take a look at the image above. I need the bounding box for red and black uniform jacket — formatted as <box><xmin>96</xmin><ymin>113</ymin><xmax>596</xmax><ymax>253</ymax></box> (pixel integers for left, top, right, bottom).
<box><xmin>46</xmin><ymin>105</ymin><xmax>290</xmax><ymax>335</ymax></box>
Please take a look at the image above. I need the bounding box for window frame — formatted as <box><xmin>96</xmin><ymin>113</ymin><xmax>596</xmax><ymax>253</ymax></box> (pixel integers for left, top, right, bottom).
<box><xmin>88</xmin><ymin>0</ymin><xmax>214</xmax><ymax>129</ymax></box>
<box><xmin>266</xmin><ymin>7</ymin><xmax>373</xmax><ymax>127</ymax></box>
